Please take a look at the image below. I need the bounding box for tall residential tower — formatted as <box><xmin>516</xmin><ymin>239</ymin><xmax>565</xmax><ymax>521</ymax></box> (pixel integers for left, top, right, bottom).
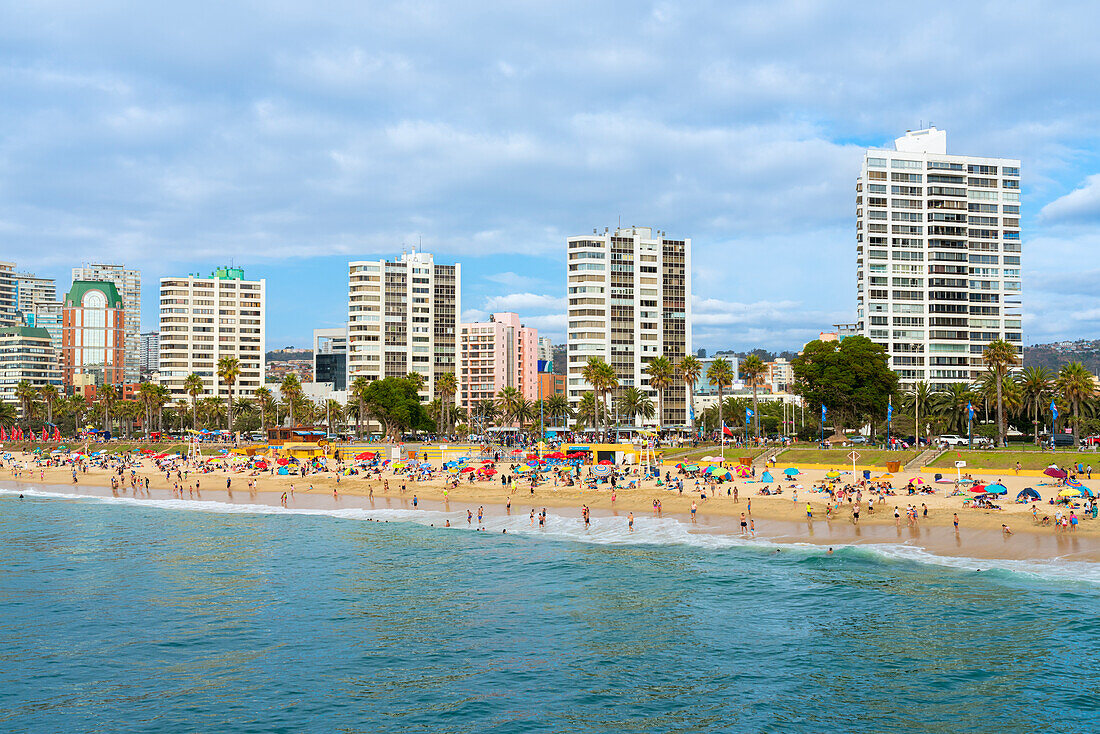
<box><xmin>346</xmin><ymin>250</ymin><xmax>460</xmax><ymax>401</ymax></box>
<box><xmin>566</xmin><ymin>226</ymin><xmax>691</xmax><ymax>426</ymax></box>
<box><xmin>855</xmin><ymin>128</ymin><xmax>1022</xmax><ymax>386</ymax></box>
<box><xmin>72</xmin><ymin>263</ymin><xmax>142</xmax><ymax>383</ymax></box>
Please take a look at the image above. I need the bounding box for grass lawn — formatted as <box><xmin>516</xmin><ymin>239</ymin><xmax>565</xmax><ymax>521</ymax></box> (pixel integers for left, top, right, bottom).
<box><xmin>928</xmin><ymin>449</ymin><xmax>1100</xmax><ymax>471</ymax></box>
<box><xmin>662</xmin><ymin>446</ymin><xmax>767</xmax><ymax>462</ymax></box>
<box><xmin>775</xmin><ymin>448</ymin><xmax>921</xmax><ymax>467</ymax></box>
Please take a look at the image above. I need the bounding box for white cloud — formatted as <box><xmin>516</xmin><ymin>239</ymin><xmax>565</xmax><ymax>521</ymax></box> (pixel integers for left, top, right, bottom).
<box><xmin>483</xmin><ymin>292</ymin><xmax>565</xmax><ymax>313</ymax></box>
<box><xmin>1040</xmin><ymin>174</ymin><xmax>1100</xmax><ymax>223</ymax></box>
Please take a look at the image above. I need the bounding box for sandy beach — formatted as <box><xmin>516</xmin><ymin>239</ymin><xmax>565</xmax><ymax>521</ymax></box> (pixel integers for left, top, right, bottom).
<box><xmin>7</xmin><ymin>449</ymin><xmax>1100</xmax><ymax>562</ymax></box>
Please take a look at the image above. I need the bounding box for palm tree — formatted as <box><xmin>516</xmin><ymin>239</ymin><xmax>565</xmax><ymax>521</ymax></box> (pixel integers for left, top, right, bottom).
<box><xmin>0</xmin><ymin>402</ymin><xmax>16</xmax><ymax>429</ymax></box>
<box><xmin>1057</xmin><ymin>362</ymin><xmax>1095</xmax><ymax>445</ymax></box>
<box><xmin>435</xmin><ymin>372</ymin><xmax>458</xmax><ymax>435</ymax></box>
<box><xmin>1019</xmin><ymin>366</ymin><xmax>1054</xmax><ymax>445</ymax></box>
<box><xmin>39</xmin><ymin>384</ymin><xmax>59</xmax><ymax>425</ymax></box>
<box><xmin>154</xmin><ymin>384</ymin><xmax>172</xmax><ymax>432</ymax></box>
<box><xmin>705</xmin><ymin>358</ymin><xmax>735</xmax><ymax>440</ymax></box>
<box><xmin>98</xmin><ymin>384</ymin><xmax>117</xmax><ymax>433</ymax></box>
<box><xmin>405</xmin><ymin>372</ymin><xmax>426</xmax><ymax>394</ymax></box>
<box><xmin>14</xmin><ymin>380</ymin><xmax>36</xmax><ymax>420</ymax></box>
<box><xmin>136</xmin><ymin>382</ymin><xmax>159</xmax><ymax>437</ymax></box>
<box><xmin>512</xmin><ymin>397</ymin><xmax>535</xmax><ymax>429</ymax></box>
<box><xmin>217</xmin><ymin>357</ymin><xmax>242</xmax><ymax>433</ymax></box>
<box><xmin>280</xmin><ymin>372</ymin><xmax>303</xmax><ymax>427</ymax></box>
<box><xmin>496</xmin><ymin>386</ymin><xmax>523</xmax><ymax>427</ymax></box>
<box><xmin>931</xmin><ymin>382</ymin><xmax>975</xmax><ymax>436</ymax></box>
<box><xmin>199</xmin><ymin>396</ymin><xmax>226</xmax><ymax>429</ymax></box>
<box><xmin>351</xmin><ymin>375</ymin><xmax>370</xmax><ymax>436</ymax></box>
<box><xmin>581</xmin><ymin>357</ymin><xmax>618</xmax><ymax>439</ymax></box>
<box><xmin>983</xmin><ymin>339</ymin><xmax>1018</xmax><ymax>447</ymax></box>
<box><xmin>740</xmin><ymin>355</ymin><xmax>766</xmax><ymax>439</ymax></box>
<box><xmin>575</xmin><ymin>391</ymin><xmax>599</xmax><ymax>429</ymax></box>
<box><xmin>677</xmin><ymin>355</ymin><xmax>703</xmax><ymax>428</ymax></box>
<box><xmin>617</xmin><ymin>387</ymin><xmax>655</xmax><ymax>425</ymax></box>
<box><xmin>903</xmin><ymin>381</ymin><xmax>934</xmax><ymax>446</ymax></box>
<box><xmin>644</xmin><ymin>356</ymin><xmax>674</xmax><ymax>430</ymax></box>
<box><xmin>253</xmin><ymin>386</ymin><xmax>272</xmax><ymax>437</ymax></box>
<box><xmin>174</xmin><ymin>399</ymin><xmax>190</xmax><ymax>432</ymax></box>
<box><xmin>183</xmin><ymin>373</ymin><xmax>204</xmax><ymax>431</ymax></box>
<box><xmin>544</xmin><ymin>393</ymin><xmax>572</xmax><ymax>427</ymax></box>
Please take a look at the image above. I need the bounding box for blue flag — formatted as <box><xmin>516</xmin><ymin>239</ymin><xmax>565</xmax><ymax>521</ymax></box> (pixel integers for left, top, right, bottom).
<box><xmin>1051</xmin><ymin>400</ymin><xmax>1059</xmax><ymax>421</ymax></box>
<box><xmin>689</xmin><ymin>403</ymin><xmax>695</xmax><ymax>421</ymax></box>
<box><xmin>821</xmin><ymin>404</ymin><xmax>827</xmax><ymax>421</ymax></box>
<box><xmin>967</xmin><ymin>402</ymin><xmax>974</xmax><ymax>422</ymax></box>
<box><xmin>746</xmin><ymin>408</ymin><xmax>754</xmax><ymax>424</ymax></box>
<box><xmin>887</xmin><ymin>403</ymin><xmax>893</xmax><ymax>423</ymax></box>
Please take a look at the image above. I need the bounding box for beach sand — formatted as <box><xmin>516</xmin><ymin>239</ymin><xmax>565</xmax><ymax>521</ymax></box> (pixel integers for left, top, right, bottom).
<box><xmin>7</xmin><ymin>449</ymin><xmax>1100</xmax><ymax>562</ymax></box>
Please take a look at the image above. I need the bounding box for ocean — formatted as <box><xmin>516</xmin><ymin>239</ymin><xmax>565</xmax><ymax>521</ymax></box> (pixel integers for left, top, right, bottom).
<box><xmin>1</xmin><ymin>484</ymin><xmax>1099</xmax><ymax>733</ymax></box>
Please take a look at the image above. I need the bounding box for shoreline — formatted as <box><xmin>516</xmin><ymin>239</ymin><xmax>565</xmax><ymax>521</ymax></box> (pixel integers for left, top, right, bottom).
<box><xmin>6</xmin><ymin>476</ymin><xmax>1100</xmax><ymax>566</ymax></box>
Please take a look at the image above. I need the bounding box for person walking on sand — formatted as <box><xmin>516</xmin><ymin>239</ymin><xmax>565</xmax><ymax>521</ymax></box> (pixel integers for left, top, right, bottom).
<box><xmin>953</xmin><ymin>513</ymin><xmax>960</xmax><ymax>532</ymax></box>
<box><xmin>413</xmin><ymin>495</ymin><xmax>418</xmax><ymax>508</ymax></box>
<box><xmin>628</xmin><ymin>512</ymin><xmax>634</xmax><ymax>531</ymax></box>
<box><xmin>806</xmin><ymin>502</ymin><xmax>813</xmax><ymax>519</ymax></box>
<box><xmin>894</xmin><ymin>506</ymin><xmax>901</xmax><ymax>527</ymax></box>
<box><xmin>691</xmin><ymin>501</ymin><xmax>697</xmax><ymax>523</ymax></box>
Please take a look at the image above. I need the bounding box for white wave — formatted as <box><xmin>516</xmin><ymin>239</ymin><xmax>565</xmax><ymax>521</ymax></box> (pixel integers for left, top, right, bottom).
<box><xmin>4</xmin><ymin>485</ymin><xmax>1100</xmax><ymax>584</ymax></box>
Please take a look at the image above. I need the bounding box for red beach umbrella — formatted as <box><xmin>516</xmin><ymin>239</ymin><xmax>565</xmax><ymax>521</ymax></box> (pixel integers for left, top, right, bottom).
<box><xmin>277</xmin><ymin>458</ymin><xmax>289</xmax><ymax>466</ymax></box>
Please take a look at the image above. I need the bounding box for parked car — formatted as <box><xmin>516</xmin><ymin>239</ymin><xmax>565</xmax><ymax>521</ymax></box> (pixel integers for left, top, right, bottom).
<box><xmin>1047</xmin><ymin>434</ymin><xmax>1076</xmax><ymax>448</ymax></box>
<box><xmin>937</xmin><ymin>434</ymin><xmax>969</xmax><ymax>447</ymax></box>
<box><xmin>848</xmin><ymin>435</ymin><xmax>869</xmax><ymax>444</ymax></box>
<box><xmin>1083</xmin><ymin>435</ymin><xmax>1100</xmax><ymax>446</ymax></box>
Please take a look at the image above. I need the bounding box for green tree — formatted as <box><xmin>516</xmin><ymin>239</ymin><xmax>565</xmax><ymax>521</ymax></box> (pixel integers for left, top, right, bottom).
<box><xmin>581</xmin><ymin>357</ymin><xmax>618</xmax><ymax>439</ymax></box>
<box><xmin>360</xmin><ymin>376</ymin><xmax>432</xmax><ymax>441</ymax></box>
<box><xmin>982</xmin><ymin>339</ymin><xmax>1018</xmax><ymax>447</ymax></box>
<box><xmin>253</xmin><ymin>386</ymin><xmax>272</xmax><ymax>437</ymax></box>
<box><xmin>0</xmin><ymin>402</ymin><xmax>16</xmax><ymax>429</ymax></box>
<box><xmin>280</xmin><ymin>372</ymin><xmax>303</xmax><ymax>427</ymax></box>
<box><xmin>645</xmin><ymin>356</ymin><xmax>674</xmax><ymax>430</ymax></box>
<box><xmin>1057</xmin><ymin>362</ymin><xmax>1096</xmax><ymax>445</ymax></box>
<box><xmin>791</xmin><ymin>336</ymin><xmax>898</xmax><ymax>434</ymax></box>
<box><xmin>136</xmin><ymin>382</ymin><xmax>159</xmax><ymax>436</ymax></box>
<box><xmin>575</xmin><ymin>391</ymin><xmax>599</xmax><ymax>429</ymax></box>
<box><xmin>677</xmin><ymin>355</ymin><xmax>703</xmax><ymax>428</ymax></box>
<box><xmin>351</xmin><ymin>375</ymin><xmax>371</xmax><ymax>436</ymax></box>
<box><xmin>1019</xmin><ymin>366</ymin><xmax>1054</xmax><ymax>444</ymax></box>
<box><xmin>902</xmin><ymin>381</ymin><xmax>935</xmax><ymax>446</ymax></box>
<box><xmin>14</xmin><ymin>380</ymin><xmax>36</xmax><ymax>420</ymax></box>
<box><xmin>705</xmin><ymin>358</ymin><xmax>735</xmax><ymax>439</ymax></box>
<box><xmin>496</xmin><ymin>386</ymin><xmax>523</xmax><ymax>427</ymax></box>
<box><xmin>617</xmin><ymin>386</ymin><xmax>655</xmax><ymax>425</ymax></box>
<box><xmin>183</xmin><ymin>373</ymin><xmax>205</xmax><ymax>431</ymax></box>
<box><xmin>740</xmin><ymin>354</ymin><xmax>766</xmax><ymax>439</ymax></box>
<box><xmin>98</xmin><ymin>384</ymin><xmax>117</xmax><ymax>433</ymax></box>
<box><xmin>39</xmin><ymin>384</ymin><xmax>59</xmax><ymax>425</ymax></box>
<box><xmin>435</xmin><ymin>372</ymin><xmax>458</xmax><ymax>435</ymax></box>
<box><xmin>930</xmin><ymin>383</ymin><xmax>975</xmax><ymax>436</ymax></box>
<box><xmin>544</xmin><ymin>393</ymin><xmax>572</xmax><ymax>426</ymax></box>
<box><xmin>217</xmin><ymin>356</ymin><xmax>242</xmax><ymax>434</ymax></box>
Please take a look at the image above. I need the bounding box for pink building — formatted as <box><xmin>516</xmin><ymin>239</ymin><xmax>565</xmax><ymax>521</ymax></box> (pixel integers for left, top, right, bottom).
<box><xmin>459</xmin><ymin>312</ymin><xmax>538</xmax><ymax>411</ymax></box>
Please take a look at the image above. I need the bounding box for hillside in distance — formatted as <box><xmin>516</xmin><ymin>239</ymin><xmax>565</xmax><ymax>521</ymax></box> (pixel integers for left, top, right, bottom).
<box><xmin>1024</xmin><ymin>340</ymin><xmax>1100</xmax><ymax>373</ymax></box>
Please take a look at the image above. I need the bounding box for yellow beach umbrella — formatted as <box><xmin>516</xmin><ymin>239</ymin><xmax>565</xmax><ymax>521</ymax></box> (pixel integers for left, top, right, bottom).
<box><xmin>1059</xmin><ymin>488</ymin><xmax>1082</xmax><ymax>497</ymax></box>
<box><xmin>825</xmin><ymin>470</ymin><xmax>840</xmax><ymax>478</ymax></box>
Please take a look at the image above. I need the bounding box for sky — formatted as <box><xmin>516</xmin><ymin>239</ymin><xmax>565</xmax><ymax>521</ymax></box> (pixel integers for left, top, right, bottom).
<box><xmin>3</xmin><ymin>1</ymin><xmax>1100</xmax><ymax>351</ymax></box>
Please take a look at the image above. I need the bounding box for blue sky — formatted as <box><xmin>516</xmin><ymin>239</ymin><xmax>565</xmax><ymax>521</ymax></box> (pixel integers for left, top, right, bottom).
<box><xmin>3</xmin><ymin>1</ymin><xmax>1100</xmax><ymax>351</ymax></box>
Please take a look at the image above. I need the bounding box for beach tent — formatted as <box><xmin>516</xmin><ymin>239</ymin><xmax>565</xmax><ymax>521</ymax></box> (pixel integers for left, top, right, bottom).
<box><xmin>1017</xmin><ymin>488</ymin><xmax>1041</xmax><ymax>501</ymax></box>
<box><xmin>761</xmin><ymin>470</ymin><xmax>774</xmax><ymax>483</ymax></box>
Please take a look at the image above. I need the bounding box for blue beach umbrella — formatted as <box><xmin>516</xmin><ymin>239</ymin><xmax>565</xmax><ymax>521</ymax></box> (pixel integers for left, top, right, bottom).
<box><xmin>783</xmin><ymin>467</ymin><xmax>800</xmax><ymax>476</ymax></box>
<box><xmin>985</xmin><ymin>483</ymin><xmax>1008</xmax><ymax>495</ymax></box>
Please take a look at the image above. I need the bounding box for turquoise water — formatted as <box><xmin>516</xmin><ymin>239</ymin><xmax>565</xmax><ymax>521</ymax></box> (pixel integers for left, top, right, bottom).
<box><xmin>1</xmin><ymin>487</ymin><xmax>1099</xmax><ymax>733</ymax></box>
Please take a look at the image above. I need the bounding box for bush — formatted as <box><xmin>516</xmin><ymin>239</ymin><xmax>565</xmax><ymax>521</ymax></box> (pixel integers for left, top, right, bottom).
<box><xmin>797</xmin><ymin>426</ymin><xmax>819</xmax><ymax>442</ymax></box>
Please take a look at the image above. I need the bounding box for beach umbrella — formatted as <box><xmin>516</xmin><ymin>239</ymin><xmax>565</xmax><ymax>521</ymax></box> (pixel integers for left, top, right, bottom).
<box><xmin>355</xmin><ymin>452</ymin><xmax>375</xmax><ymax>460</ymax></box>
<box><xmin>1066</xmin><ymin>478</ymin><xmax>1084</xmax><ymax>488</ymax></box>
<box><xmin>736</xmin><ymin>465</ymin><xmax>750</xmax><ymax>477</ymax></box>
<box><xmin>527</xmin><ymin>460</ymin><xmax>540</xmax><ymax>467</ymax></box>
<box><xmin>683</xmin><ymin>464</ymin><xmax>699</xmax><ymax>472</ymax></box>
<box><xmin>1044</xmin><ymin>468</ymin><xmax>1068</xmax><ymax>479</ymax></box>
<box><xmin>555</xmin><ymin>465</ymin><xmax>572</xmax><ymax>473</ymax></box>
<box><xmin>460</xmin><ymin>466</ymin><xmax>474</xmax><ymax>473</ymax></box>
<box><xmin>912</xmin><ymin>478</ymin><xmax>926</xmax><ymax>485</ymax></box>
<box><xmin>969</xmin><ymin>485</ymin><xmax>988</xmax><ymax>493</ymax></box>
<box><xmin>481</xmin><ymin>459</ymin><xmax>494</xmax><ymax>464</ymax></box>
<box><xmin>761</xmin><ymin>470</ymin><xmax>774</xmax><ymax>483</ymax></box>
<box><xmin>592</xmin><ymin>465</ymin><xmax>612</xmax><ymax>477</ymax></box>
<box><xmin>825</xmin><ymin>470</ymin><xmax>840</xmax><ymax>478</ymax></box>
<box><xmin>783</xmin><ymin>468</ymin><xmax>799</xmax><ymax>476</ymax></box>
<box><xmin>704</xmin><ymin>466</ymin><xmax>716</xmax><ymax>475</ymax></box>
<box><xmin>985</xmin><ymin>483</ymin><xmax>1008</xmax><ymax>495</ymax></box>
<box><xmin>276</xmin><ymin>458</ymin><xmax>289</xmax><ymax>465</ymax></box>
<box><xmin>1059</xmin><ymin>488</ymin><xmax>1082</xmax><ymax>497</ymax></box>
<box><xmin>599</xmin><ymin>459</ymin><xmax>613</xmax><ymax>465</ymax></box>
<box><xmin>515</xmin><ymin>465</ymin><xmax>530</xmax><ymax>473</ymax></box>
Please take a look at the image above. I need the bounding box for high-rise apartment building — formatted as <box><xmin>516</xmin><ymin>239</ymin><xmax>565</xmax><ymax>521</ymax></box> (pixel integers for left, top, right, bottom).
<box><xmin>313</xmin><ymin>327</ymin><xmax>348</xmax><ymax>391</ymax></box>
<box><xmin>157</xmin><ymin>267</ymin><xmax>265</xmax><ymax>401</ymax></box>
<box><xmin>458</xmin><ymin>312</ymin><xmax>538</xmax><ymax>411</ymax></box>
<box><xmin>0</xmin><ymin>325</ymin><xmax>60</xmax><ymax>414</ymax></box>
<box><xmin>537</xmin><ymin>336</ymin><xmax>554</xmax><ymax>364</ymax></box>
<box><xmin>566</xmin><ymin>226</ymin><xmax>691</xmax><ymax>426</ymax></box>
<box><xmin>139</xmin><ymin>331</ymin><xmax>160</xmax><ymax>374</ymax></box>
<box><xmin>855</xmin><ymin>127</ymin><xmax>1022</xmax><ymax>386</ymax></box>
<box><xmin>347</xmin><ymin>250</ymin><xmax>460</xmax><ymax>400</ymax></box>
<box><xmin>72</xmin><ymin>263</ymin><xmax>141</xmax><ymax>383</ymax></box>
<box><xmin>0</xmin><ymin>262</ymin><xmax>16</xmax><ymax>327</ymax></box>
<box><xmin>61</xmin><ymin>281</ymin><xmax>126</xmax><ymax>394</ymax></box>
<box><xmin>14</xmin><ymin>273</ymin><xmax>57</xmax><ymax>314</ymax></box>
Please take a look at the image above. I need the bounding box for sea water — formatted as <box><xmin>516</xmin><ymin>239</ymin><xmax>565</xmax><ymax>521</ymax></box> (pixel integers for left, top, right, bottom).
<box><xmin>1</xmin><ymin>486</ymin><xmax>1099</xmax><ymax>733</ymax></box>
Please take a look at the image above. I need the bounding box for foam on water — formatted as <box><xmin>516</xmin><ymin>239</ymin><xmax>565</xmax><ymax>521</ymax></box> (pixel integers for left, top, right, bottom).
<box><xmin>5</xmin><ymin>484</ymin><xmax>1100</xmax><ymax>585</ymax></box>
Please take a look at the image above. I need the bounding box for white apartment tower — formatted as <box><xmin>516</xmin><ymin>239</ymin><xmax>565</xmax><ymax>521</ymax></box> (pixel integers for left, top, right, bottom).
<box><xmin>72</xmin><ymin>263</ymin><xmax>142</xmax><ymax>383</ymax></box>
<box><xmin>157</xmin><ymin>266</ymin><xmax>266</xmax><ymax>401</ymax></box>
<box><xmin>566</xmin><ymin>226</ymin><xmax>691</xmax><ymax>426</ymax></box>
<box><xmin>346</xmin><ymin>250</ymin><xmax>460</xmax><ymax>401</ymax></box>
<box><xmin>856</xmin><ymin>128</ymin><xmax>1022</xmax><ymax>387</ymax></box>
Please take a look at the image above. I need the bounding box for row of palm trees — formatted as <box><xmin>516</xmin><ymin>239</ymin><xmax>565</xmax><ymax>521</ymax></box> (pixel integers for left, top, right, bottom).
<box><xmin>901</xmin><ymin>360</ymin><xmax>1098</xmax><ymax>445</ymax></box>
